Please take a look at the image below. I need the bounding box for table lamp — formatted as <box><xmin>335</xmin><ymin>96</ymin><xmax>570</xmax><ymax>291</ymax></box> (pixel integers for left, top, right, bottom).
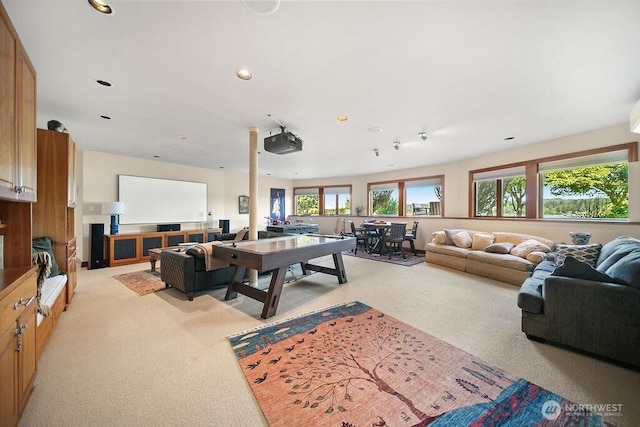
<box><xmin>102</xmin><ymin>202</ymin><xmax>124</xmax><ymax>235</ymax></box>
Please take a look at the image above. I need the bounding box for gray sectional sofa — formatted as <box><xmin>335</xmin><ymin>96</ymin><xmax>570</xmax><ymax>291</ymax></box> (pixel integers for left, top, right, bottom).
<box><xmin>425</xmin><ymin>230</ymin><xmax>556</xmax><ymax>285</ymax></box>
<box><xmin>517</xmin><ymin>236</ymin><xmax>640</xmax><ymax>368</ymax></box>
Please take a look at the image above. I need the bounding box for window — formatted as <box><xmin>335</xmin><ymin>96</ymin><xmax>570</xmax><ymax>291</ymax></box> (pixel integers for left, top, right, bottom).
<box><xmin>540</xmin><ymin>150</ymin><xmax>629</xmax><ymax>219</ymax></box>
<box><xmin>368</xmin><ymin>176</ymin><xmax>443</xmax><ymax>216</ymax></box>
<box><xmin>294</xmin><ymin>188</ymin><xmax>319</xmax><ymax>215</ymax></box>
<box><xmin>370</xmin><ymin>183</ymin><xmax>399</xmax><ymax>215</ymax></box>
<box><xmin>324</xmin><ymin>186</ymin><xmax>351</xmax><ymax>215</ymax></box>
<box><xmin>472</xmin><ymin>166</ymin><xmax>526</xmax><ymax>217</ymax></box>
<box><xmin>294</xmin><ymin>185</ymin><xmax>352</xmax><ymax>215</ymax></box>
<box><xmin>470</xmin><ymin>143</ymin><xmax>635</xmax><ymax>220</ymax></box>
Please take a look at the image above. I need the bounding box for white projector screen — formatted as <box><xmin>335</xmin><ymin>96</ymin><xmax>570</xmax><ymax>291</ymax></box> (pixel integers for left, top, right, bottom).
<box><xmin>118</xmin><ymin>175</ymin><xmax>207</xmax><ymax>225</ymax></box>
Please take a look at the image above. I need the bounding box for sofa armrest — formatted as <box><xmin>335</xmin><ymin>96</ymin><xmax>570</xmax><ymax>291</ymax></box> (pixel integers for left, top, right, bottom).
<box><xmin>160</xmin><ymin>250</ymin><xmax>194</xmax><ymax>294</ymax></box>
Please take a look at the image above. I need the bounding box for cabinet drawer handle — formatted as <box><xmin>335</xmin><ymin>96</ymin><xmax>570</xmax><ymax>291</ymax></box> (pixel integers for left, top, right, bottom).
<box><xmin>13</xmin><ymin>296</ymin><xmax>36</xmax><ymax>310</ymax></box>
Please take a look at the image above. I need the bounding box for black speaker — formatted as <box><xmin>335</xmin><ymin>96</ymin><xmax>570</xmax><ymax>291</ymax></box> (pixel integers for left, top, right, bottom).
<box><xmin>89</xmin><ymin>223</ymin><xmax>105</xmax><ymax>269</ymax></box>
<box><xmin>157</xmin><ymin>223</ymin><xmax>180</xmax><ymax>232</ymax></box>
<box><xmin>219</xmin><ymin>219</ymin><xmax>230</xmax><ymax>234</ymax></box>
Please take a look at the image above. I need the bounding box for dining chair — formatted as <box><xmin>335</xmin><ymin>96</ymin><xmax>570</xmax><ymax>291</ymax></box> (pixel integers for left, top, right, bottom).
<box><xmin>386</xmin><ymin>222</ymin><xmax>407</xmax><ymax>259</ymax></box>
<box><xmin>403</xmin><ymin>221</ymin><xmax>419</xmax><ymax>255</ymax></box>
<box><xmin>349</xmin><ymin>221</ymin><xmax>370</xmax><ymax>255</ymax></box>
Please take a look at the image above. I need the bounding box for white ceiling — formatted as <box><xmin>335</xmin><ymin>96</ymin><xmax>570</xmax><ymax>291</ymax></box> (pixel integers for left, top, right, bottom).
<box><xmin>5</xmin><ymin>0</ymin><xmax>640</xmax><ymax>179</ymax></box>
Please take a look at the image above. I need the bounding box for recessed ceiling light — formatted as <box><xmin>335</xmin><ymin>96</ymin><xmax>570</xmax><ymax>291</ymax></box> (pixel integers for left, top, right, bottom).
<box><xmin>367</xmin><ymin>127</ymin><xmax>383</xmax><ymax>134</ymax></box>
<box><xmin>242</xmin><ymin>0</ymin><xmax>280</xmax><ymax>15</ymax></box>
<box><xmin>236</xmin><ymin>69</ymin><xmax>253</xmax><ymax>80</ymax></box>
<box><xmin>337</xmin><ymin>116</ymin><xmax>348</xmax><ymax>122</ymax></box>
<box><xmin>219</xmin><ymin>166</ymin><xmax>224</xmax><ymax>169</ymax></box>
<box><xmin>100</xmin><ymin>115</ymin><xmax>111</xmax><ymax>120</ymax></box>
<box><xmin>88</xmin><ymin>0</ymin><xmax>113</xmax><ymax>14</ymax></box>
<box><xmin>504</xmin><ymin>136</ymin><xmax>515</xmax><ymax>141</ymax></box>
<box><xmin>96</xmin><ymin>79</ymin><xmax>112</xmax><ymax>87</ymax></box>
<box><xmin>153</xmin><ymin>155</ymin><xmax>160</xmax><ymax>158</ymax></box>
<box><xmin>177</xmin><ymin>135</ymin><xmax>188</xmax><ymax>140</ymax></box>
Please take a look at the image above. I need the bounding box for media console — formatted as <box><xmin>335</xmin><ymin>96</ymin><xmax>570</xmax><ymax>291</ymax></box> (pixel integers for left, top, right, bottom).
<box><xmin>105</xmin><ymin>228</ymin><xmax>222</xmax><ymax>267</ymax></box>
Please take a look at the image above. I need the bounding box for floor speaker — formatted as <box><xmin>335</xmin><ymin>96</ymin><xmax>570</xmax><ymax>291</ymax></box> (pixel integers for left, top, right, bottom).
<box><xmin>89</xmin><ymin>223</ymin><xmax>105</xmax><ymax>269</ymax></box>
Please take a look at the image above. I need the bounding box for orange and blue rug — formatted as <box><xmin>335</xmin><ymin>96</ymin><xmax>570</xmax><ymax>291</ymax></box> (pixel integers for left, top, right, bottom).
<box><xmin>228</xmin><ymin>301</ymin><xmax>612</xmax><ymax>426</ymax></box>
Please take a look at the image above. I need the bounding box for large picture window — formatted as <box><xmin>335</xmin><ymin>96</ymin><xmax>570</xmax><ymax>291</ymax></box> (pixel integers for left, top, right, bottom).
<box><xmin>368</xmin><ymin>176</ymin><xmax>443</xmax><ymax>216</ymax></box>
<box><xmin>294</xmin><ymin>185</ymin><xmax>351</xmax><ymax>216</ymax></box>
<box><xmin>470</xmin><ymin>143</ymin><xmax>635</xmax><ymax>220</ymax></box>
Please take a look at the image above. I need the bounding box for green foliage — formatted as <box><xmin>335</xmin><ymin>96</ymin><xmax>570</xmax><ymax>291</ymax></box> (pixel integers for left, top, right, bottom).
<box><xmin>544</xmin><ymin>163</ymin><xmax>628</xmax><ymax>218</ymax></box>
<box><xmin>372</xmin><ymin>190</ymin><xmax>398</xmax><ymax>215</ymax></box>
<box><xmin>476</xmin><ymin>181</ymin><xmax>497</xmax><ymax>216</ymax></box>
<box><xmin>503</xmin><ymin>177</ymin><xmax>526</xmax><ymax>217</ymax></box>
<box><xmin>296</xmin><ymin>195</ymin><xmax>319</xmax><ymax>215</ymax></box>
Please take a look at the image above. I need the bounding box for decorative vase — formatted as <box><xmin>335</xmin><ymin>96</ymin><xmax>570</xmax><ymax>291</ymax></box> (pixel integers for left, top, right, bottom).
<box><xmin>569</xmin><ymin>231</ymin><xmax>591</xmax><ymax>245</ymax></box>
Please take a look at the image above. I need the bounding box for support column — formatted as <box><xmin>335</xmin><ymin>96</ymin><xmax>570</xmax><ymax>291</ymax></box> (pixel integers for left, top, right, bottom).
<box><xmin>249</xmin><ymin>128</ymin><xmax>259</xmax><ymax>284</ymax></box>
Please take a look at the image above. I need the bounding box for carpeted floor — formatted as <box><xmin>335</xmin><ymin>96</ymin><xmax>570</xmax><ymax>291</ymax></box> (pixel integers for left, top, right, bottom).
<box><xmin>18</xmin><ymin>256</ymin><xmax>639</xmax><ymax>426</ymax></box>
<box><xmin>343</xmin><ymin>249</ymin><xmax>425</xmax><ymax>266</ymax></box>
<box><xmin>229</xmin><ymin>301</ymin><xmax>611</xmax><ymax>426</ymax></box>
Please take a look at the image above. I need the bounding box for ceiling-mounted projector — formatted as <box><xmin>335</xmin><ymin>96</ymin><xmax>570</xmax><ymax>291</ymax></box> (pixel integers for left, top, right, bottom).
<box><xmin>264</xmin><ymin>127</ymin><xmax>303</xmax><ymax>154</ymax></box>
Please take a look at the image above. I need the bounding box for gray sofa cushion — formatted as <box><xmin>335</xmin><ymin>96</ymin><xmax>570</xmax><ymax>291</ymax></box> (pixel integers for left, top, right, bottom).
<box><xmin>551</xmin><ymin>256</ymin><xmax>620</xmax><ymax>284</ymax></box>
<box><xmin>596</xmin><ymin>236</ymin><xmax>640</xmax><ymax>289</ymax></box>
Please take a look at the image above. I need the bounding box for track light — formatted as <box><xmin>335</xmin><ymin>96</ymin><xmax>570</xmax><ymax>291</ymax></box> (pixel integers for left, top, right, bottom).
<box><xmin>373</xmin><ymin>148</ymin><xmax>380</xmax><ymax>157</ymax></box>
<box><xmin>419</xmin><ymin>132</ymin><xmax>427</xmax><ymax>141</ymax></box>
<box><xmin>393</xmin><ymin>141</ymin><xmax>400</xmax><ymax>151</ymax></box>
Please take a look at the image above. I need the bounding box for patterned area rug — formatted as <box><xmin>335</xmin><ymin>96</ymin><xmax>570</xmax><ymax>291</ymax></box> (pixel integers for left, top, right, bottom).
<box><xmin>111</xmin><ymin>269</ymin><xmax>166</xmax><ymax>296</ymax></box>
<box><xmin>228</xmin><ymin>301</ymin><xmax>611</xmax><ymax>427</ymax></box>
<box><xmin>343</xmin><ymin>249</ymin><xmax>425</xmax><ymax>266</ymax></box>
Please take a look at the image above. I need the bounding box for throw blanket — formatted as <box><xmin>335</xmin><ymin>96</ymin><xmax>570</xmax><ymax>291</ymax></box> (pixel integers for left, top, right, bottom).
<box><xmin>195</xmin><ymin>241</ymin><xmax>229</xmax><ymax>271</ymax></box>
<box><xmin>31</xmin><ymin>251</ymin><xmax>52</xmax><ymax>317</ymax></box>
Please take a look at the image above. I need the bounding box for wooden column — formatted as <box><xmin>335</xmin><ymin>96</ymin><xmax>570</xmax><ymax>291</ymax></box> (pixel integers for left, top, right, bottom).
<box><xmin>249</xmin><ymin>128</ymin><xmax>259</xmax><ymax>284</ymax></box>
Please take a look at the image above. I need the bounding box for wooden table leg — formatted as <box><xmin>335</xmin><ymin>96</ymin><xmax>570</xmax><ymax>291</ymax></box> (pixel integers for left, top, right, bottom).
<box><xmin>262</xmin><ymin>266</ymin><xmax>288</xmax><ymax>319</ymax></box>
<box><xmin>224</xmin><ymin>265</ymin><xmax>248</xmax><ymax>300</ymax></box>
<box><xmin>332</xmin><ymin>252</ymin><xmax>348</xmax><ymax>283</ymax></box>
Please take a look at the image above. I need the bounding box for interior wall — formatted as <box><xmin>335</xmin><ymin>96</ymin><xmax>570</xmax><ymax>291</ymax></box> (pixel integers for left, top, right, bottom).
<box><xmin>78</xmin><ymin>151</ymin><xmax>292</xmax><ymax>263</ymax></box>
<box><xmin>76</xmin><ymin>123</ymin><xmax>639</xmax><ymax>263</ymax></box>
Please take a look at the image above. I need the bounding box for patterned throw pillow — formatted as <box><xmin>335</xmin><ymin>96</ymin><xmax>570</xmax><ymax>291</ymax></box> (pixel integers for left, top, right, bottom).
<box><xmin>555</xmin><ymin>243</ymin><xmax>602</xmax><ymax>267</ymax></box>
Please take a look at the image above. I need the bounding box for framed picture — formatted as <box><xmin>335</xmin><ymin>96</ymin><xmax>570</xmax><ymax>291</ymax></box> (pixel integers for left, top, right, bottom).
<box><xmin>239</xmin><ymin>195</ymin><xmax>249</xmax><ymax>214</ymax></box>
<box><xmin>270</xmin><ymin>188</ymin><xmax>285</xmax><ymax>223</ymax></box>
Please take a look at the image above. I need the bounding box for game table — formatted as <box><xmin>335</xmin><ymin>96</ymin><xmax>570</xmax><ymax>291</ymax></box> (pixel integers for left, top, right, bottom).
<box><xmin>212</xmin><ymin>234</ymin><xmax>356</xmax><ymax>318</ymax></box>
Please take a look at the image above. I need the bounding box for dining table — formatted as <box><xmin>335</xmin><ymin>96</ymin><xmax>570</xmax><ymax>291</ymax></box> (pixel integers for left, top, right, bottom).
<box><xmin>361</xmin><ymin>222</ymin><xmax>392</xmax><ymax>255</ymax></box>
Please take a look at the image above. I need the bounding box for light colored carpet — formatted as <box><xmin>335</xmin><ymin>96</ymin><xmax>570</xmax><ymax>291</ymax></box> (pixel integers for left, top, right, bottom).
<box><xmin>20</xmin><ymin>257</ymin><xmax>639</xmax><ymax>426</ymax></box>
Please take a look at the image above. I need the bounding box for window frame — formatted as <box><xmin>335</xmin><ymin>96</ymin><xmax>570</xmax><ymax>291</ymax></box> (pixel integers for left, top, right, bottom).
<box><xmin>469</xmin><ymin>142</ymin><xmax>637</xmax><ymax>219</ymax></box>
<box><xmin>293</xmin><ymin>184</ymin><xmax>352</xmax><ymax>216</ymax></box>
<box><xmin>367</xmin><ymin>175</ymin><xmax>444</xmax><ymax>217</ymax></box>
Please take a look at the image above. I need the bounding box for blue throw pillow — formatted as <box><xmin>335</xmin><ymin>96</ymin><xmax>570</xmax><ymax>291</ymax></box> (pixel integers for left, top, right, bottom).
<box><xmin>601</xmin><ymin>250</ymin><xmax>640</xmax><ymax>289</ymax></box>
<box><xmin>551</xmin><ymin>256</ymin><xmax>621</xmax><ymax>284</ymax></box>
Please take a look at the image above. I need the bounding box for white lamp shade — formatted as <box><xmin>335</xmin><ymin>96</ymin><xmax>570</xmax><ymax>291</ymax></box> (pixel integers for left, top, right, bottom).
<box><xmin>102</xmin><ymin>201</ymin><xmax>124</xmax><ymax>215</ymax></box>
<box><xmin>631</xmin><ymin>100</ymin><xmax>640</xmax><ymax>134</ymax></box>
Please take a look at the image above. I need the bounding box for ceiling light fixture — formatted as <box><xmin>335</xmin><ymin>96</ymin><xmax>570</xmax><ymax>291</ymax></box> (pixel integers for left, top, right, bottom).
<box><xmin>504</xmin><ymin>136</ymin><xmax>515</xmax><ymax>141</ymax></box>
<box><xmin>367</xmin><ymin>127</ymin><xmax>383</xmax><ymax>134</ymax></box>
<box><xmin>631</xmin><ymin>100</ymin><xmax>640</xmax><ymax>133</ymax></box>
<box><xmin>100</xmin><ymin>115</ymin><xmax>111</xmax><ymax>120</ymax></box>
<box><xmin>241</xmin><ymin>0</ymin><xmax>280</xmax><ymax>15</ymax></box>
<box><xmin>177</xmin><ymin>135</ymin><xmax>188</xmax><ymax>141</ymax></box>
<box><xmin>96</xmin><ymin>79</ymin><xmax>112</xmax><ymax>87</ymax></box>
<box><xmin>236</xmin><ymin>69</ymin><xmax>253</xmax><ymax>80</ymax></box>
<box><xmin>393</xmin><ymin>141</ymin><xmax>400</xmax><ymax>151</ymax></box>
<box><xmin>337</xmin><ymin>116</ymin><xmax>348</xmax><ymax>122</ymax></box>
<box><xmin>418</xmin><ymin>132</ymin><xmax>427</xmax><ymax>141</ymax></box>
<box><xmin>87</xmin><ymin>0</ymin><xmax>113</xmax><ymax>14</ymax></box>
<box><xmin>373</xmin><ymin>148</ymin><xmax>380</xmax><ymax>157</ymax></box>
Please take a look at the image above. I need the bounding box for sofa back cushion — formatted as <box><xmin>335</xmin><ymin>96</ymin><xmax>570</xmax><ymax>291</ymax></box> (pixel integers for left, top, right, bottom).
<box><xmin>596</xmin><ymin>236</ymin><xmax>640</xmax><ymax>289</ymax></box>
<box><xmin>554</xmin><ymin>243</ymin><xmax>602</xmax><ymax>267</ymax></box>
<box><xmin>492</xmin><ymin>232</ymin><xmax>555</xmax><ymax>250</ymax></box>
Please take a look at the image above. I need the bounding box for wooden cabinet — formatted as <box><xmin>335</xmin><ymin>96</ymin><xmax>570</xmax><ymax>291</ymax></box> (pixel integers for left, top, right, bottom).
<box><xmin>0</xmin><ymin>4</ymin><xmax>36</xmax><ymax>203</ymax></box>
<box><xmin>106</xmin><ymin>229</ymin><xmax>222</xmax><ymax>267</ymax></box>
<box><xmin>0</xmin><ymin>267</ymin><xmax>38</xmax><ymax>427</ymax></box>
<box><xmin>32</xmin><ymin>129</ymin><xmax>77</xmax><ymax>304</ymax></box>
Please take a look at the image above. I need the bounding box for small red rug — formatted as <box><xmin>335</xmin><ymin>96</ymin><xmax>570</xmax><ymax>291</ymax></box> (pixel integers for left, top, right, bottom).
<box><xmin>228</xmin><ymin>301</ymin><xmax>612</xmax><ymax>426</ymax></box>
<box><xmin>111</xmin><ymin>269</ymin><xmax>165</xmax><ymax>296</ymax></box>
